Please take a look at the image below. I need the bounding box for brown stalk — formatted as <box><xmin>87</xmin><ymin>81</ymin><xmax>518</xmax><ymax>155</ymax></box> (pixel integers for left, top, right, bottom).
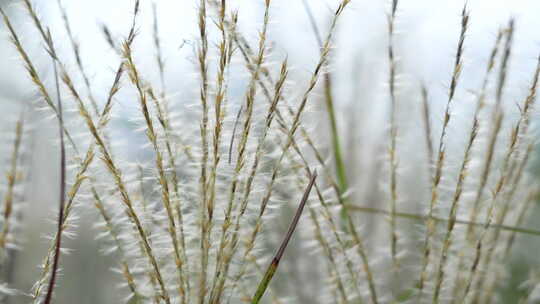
<box><xmin>250</xmin><ymin>171</ymin><xmax>317</xmax><ymax>304</ymax></box>
<box><xmin>43</xmin><ymin>37</ymin><xmax>66</xmax><ymax>304</ymax></box>
<box><xmin>387</xmin><ymin>0</ymin><xmax>400</xmax><ymax>267</ymax></box>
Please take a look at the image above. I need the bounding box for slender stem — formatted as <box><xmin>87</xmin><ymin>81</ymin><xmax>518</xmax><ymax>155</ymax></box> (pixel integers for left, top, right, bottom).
<box><xmin>44</xmin><ymin>41</ymin><xmax>66</xmax><ymax>304</ymax></box>
<box><xmin>251</xmin><ymin>171</ymin><xmax>317</xmax><ymax>304</ymax></box>
<box><xmin>346</xmin><ymin>205</ymin><xmax>540</xmax><ymax>237</ymax></box>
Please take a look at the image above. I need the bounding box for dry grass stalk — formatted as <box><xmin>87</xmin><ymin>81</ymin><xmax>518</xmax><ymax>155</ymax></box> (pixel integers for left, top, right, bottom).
<box><xmin>386</xmin><ymin>0</ymin><xmax>400</xmax><ymax>267</ymax></box>
<box><xmin>417</xmin><ymin>5</ymin><xmax>469</xmax><ymax>300</ymax></box>
<box><xmin>122</xmin><ymin>41</ymin><xmax>188</xmax><ymax>303</ymax></box>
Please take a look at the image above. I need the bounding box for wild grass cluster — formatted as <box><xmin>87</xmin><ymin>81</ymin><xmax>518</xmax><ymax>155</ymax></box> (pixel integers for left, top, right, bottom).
<box><xmin>0</xmin><ymin>0</ymin><xmax>540</xmax><ymax>303</ymax></box>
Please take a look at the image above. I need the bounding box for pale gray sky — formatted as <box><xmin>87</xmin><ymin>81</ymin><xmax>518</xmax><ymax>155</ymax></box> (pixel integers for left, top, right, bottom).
<box><xmin>1</xmin><ymin>0</ymin><xmax>539</xmax><ymax>99</ymax></box>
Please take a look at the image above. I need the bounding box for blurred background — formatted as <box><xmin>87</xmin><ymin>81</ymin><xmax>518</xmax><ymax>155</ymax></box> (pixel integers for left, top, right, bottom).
<box><xmin>1</xmin><ymin>0</ymin><xmax>540</xmax><ymax>303</ymax></box>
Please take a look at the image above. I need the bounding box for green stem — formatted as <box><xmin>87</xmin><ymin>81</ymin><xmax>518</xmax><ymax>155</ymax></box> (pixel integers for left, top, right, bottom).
<box><xmin>346</xmin><ymin>205</ymin><xmax>540</xmax><ymax>237</ymax></box>
<box><xmin>301</xmin><ymin>0</ymin><xmax>349</xmax><ymax>226</ymax></box>
<box><xmin>324</xmin><ymin>74</ymin><xmax>348</xmax><ymax>194</ymax></box>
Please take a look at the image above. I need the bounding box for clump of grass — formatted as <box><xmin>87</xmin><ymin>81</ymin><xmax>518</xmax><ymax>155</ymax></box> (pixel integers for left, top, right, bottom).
<box><xmin>0</xmin><ymin>0</ymin><xmax>540</xmax><ymax>303</ymax></box>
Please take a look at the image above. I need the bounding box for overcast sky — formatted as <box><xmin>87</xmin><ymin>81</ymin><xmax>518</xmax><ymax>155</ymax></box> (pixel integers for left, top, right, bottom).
<box><xmin>1</xmin><ymin>0</ymin><xmax>540</xmax><ymax>112</ymax></box>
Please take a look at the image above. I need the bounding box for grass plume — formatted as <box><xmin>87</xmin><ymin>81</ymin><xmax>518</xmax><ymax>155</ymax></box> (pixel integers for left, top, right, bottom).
<box><xmin>0</xmin><ymin>1</ymin><xmax>540</xmax><ymax>304</ymax></box>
